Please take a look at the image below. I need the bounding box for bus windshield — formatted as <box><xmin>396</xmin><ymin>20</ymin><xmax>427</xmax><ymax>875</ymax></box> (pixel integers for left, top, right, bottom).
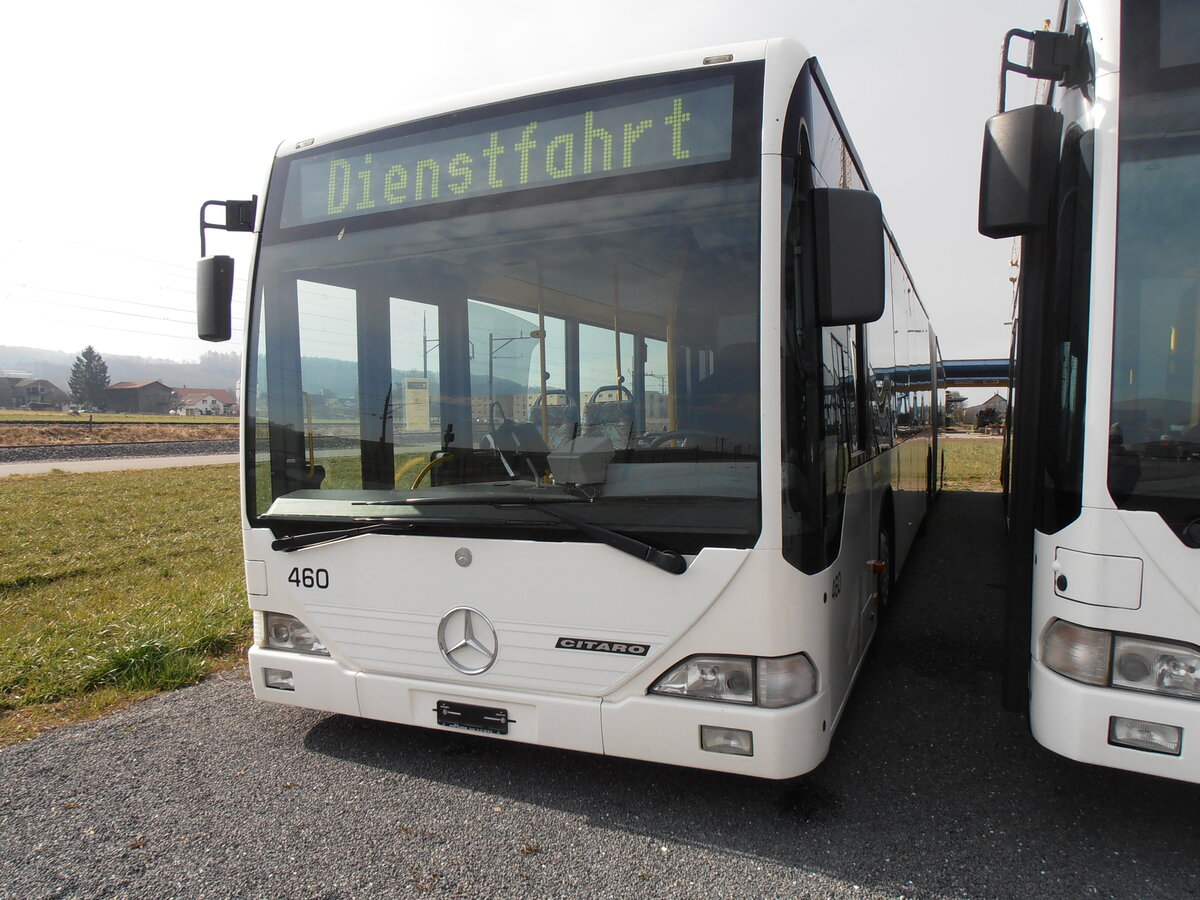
<box><xmin>246</xmin><ymin>66</ymin><xmax>763</xmax><ymax>553</ymax></box>
<box><xmin>1107</xmin><ymin>0</ymin><xmax>1200</xmax><ymax>531</ymax></box>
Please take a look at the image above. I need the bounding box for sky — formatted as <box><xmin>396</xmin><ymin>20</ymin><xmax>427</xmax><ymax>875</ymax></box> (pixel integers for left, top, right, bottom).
<box><xmin>0</xmin><ymin>0</ymin><xmax>1052</xmax><ymax>402</ymax></box>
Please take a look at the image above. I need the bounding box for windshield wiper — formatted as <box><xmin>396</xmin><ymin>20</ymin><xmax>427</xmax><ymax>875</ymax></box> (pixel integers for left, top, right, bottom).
<box><xmin>271</xmin><ymin>522</ymin><xmax>412</xmax><ymax>553</ymax></box>
<box><xmin>352</xmin><ymin>491</ymin><xmax>587</xmax><ymax>507</ymax></box>
<box><xmin>352</xmin><ymin>494</ymin><xmax>686</xmax><ymax>574</ymax></box>
<box><xmin>520</xmin><ymin>502</ymin><xmax>687</xmax><ymax>575</ymax></box>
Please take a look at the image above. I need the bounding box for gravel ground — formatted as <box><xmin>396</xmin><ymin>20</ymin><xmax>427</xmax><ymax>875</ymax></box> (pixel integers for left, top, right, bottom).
<box><xmin>1</xmin><ymin>492</ymin><xmax>1198</xmax><ymax>899</ymax></box>
<box><xmin>0</xmin><ymin>440</ymin><xmax>238</xmax><ymax>464</ymax></box>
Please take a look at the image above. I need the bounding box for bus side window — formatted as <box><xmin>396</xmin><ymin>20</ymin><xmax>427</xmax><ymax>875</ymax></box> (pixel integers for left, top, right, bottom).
<box><xmin>864</xmin><ymin>250</ymin><xmax>896</xmax><ymax>452</ymax></box>
<box><xmin>811</xmin><ymin>76</ymin><xmax>867</xmax><ymax>557</ymax></box>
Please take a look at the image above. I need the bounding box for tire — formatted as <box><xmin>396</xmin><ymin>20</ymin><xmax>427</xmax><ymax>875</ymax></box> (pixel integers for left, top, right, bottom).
<box><xmin>877</xmin><ymin>520</ymin><xmax>895</xmax><ymax>616</ymax></box>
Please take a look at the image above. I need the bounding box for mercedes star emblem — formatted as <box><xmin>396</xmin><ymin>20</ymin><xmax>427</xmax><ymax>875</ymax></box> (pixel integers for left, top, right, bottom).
<box><xmin>437</xmin><ymin>606</ymin><xmax>498</xmax><ymax>675</ymax></box>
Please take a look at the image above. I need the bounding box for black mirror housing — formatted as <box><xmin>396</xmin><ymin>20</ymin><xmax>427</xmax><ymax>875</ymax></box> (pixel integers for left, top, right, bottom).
<box><xmin>814</xmin><ymin>188</ymin><xmax>885</xmax><ymax>326</ymax></box>
<box><xmin>979</xmin><ymin>104</ymin><xmax>1063</xmax><ymax>238</ymax></box>
<box><xmin>197</xmin><ymin>255</ymin><xmax>235</xmax><ymax>342</ymax></box>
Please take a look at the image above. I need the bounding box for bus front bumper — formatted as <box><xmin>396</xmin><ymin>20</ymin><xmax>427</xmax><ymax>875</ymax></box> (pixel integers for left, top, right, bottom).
<box><xmin>1030</xmin><ymin>661</ymin><xmax>1200</xmax><ymax>784</ymax></box>
<box><xmin>248</xmin><ymin>647</ymin><xmax>832</xmax><ymax>779</ymax></box>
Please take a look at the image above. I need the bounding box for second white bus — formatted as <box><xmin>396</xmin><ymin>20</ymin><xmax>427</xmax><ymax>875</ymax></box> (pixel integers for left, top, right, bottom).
<box><xmin>980</xmin><ymin>0</ymin><xmax>1200</xmax><ymax>782</ymax></box>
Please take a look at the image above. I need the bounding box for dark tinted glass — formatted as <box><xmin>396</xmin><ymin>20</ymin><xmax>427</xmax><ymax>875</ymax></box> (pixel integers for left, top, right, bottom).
<box><xmin>1108</xmin><ymin>0</ymin><xmax>1200</xmax><ymax>533</ymax></box>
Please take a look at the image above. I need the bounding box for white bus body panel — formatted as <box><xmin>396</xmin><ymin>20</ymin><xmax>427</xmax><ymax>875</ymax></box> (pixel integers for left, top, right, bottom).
<box><xmin>1079</xmin><ymin>0</ymin><xmax>1121</xmax><ymax>517</ymax></box>
<box><xmin>1027</xmin><ymin>0</ymin><xmax>1200</xmax><ymax>783</ymax></box>
<box><xmin>893</xmin><ymin>438</ymin><xmax>929</xmax><ymax>566</ymax></box>
<box><xmin>248</xmin><ymin>530</ymin><xmax>749</xmax><ymax>697</ymax></box>
<box><xmin>245</xmin><ymin>526</ymin><xmax>861</xmax><ymax>779</ymax></box>
<box><xmin>1030</xmin><ymin>664</ymin><xmax>1200</xmax><ymax>780</ymax></box>
<box><xmin>1030</xmin><ymin>509</ymin><xmax>1200</xmax><ymax>783</ymax></box>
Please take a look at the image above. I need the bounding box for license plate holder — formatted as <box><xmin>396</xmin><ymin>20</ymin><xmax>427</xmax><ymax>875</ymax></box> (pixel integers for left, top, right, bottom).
<box><xmin>435</xmin><ymin>700</ymin><xmax>510</xmax><ymax>735</ymax></box>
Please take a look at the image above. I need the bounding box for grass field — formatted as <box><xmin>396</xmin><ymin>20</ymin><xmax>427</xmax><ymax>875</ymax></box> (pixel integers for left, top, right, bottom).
<box><xmin>940</xmin><ymin>435</ymin><xmax>1004</xmax><ymax>492</ymax></box>
<box><xmin>0</xmin><ymin>465</ymin><xmax>246</xmax><ymax>744</ymax></box>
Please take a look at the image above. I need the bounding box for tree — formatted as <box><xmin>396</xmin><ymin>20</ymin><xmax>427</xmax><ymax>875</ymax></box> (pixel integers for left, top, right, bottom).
<box><xmin>69</xmin><ymin>346</ymin><xmax>110</xmax><ymax>410</ymax></box>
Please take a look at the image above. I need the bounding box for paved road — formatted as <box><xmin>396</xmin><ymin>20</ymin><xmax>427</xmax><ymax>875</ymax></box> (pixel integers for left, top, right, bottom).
<box><xmin>0</xmin><ymin>453</ymin><xmax>239</xmax><ymax>477</ymax></box>
<box><xmin>1</xmin><ymin>491</ymin><xmax>1197</xmax><ymax>899</ymax></box>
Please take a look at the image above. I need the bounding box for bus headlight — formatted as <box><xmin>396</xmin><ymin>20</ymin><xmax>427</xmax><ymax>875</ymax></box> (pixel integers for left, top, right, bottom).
<box><xmin>1112</xmin><ymin>636</ymin><xmax>1200</xmax><ymax>700</ymax></box>
<box><xmin>261</xmin><ymin>611</ymin><xmax>330</xmax><ymax>656</ymax></box>
<box><xmin>1043</xmin><ymin>620</ymin><xmax>1200</xmax><ymax>701</ymax></box>
<box><xmin>650</xmin><ymin>653</ymin><xmax>817</xmax><ymax>707</ymax></box>
<box><xmin>651</xmin><ymin>656</ymin><xmax>754</xmax><ymax>704</ymax></box>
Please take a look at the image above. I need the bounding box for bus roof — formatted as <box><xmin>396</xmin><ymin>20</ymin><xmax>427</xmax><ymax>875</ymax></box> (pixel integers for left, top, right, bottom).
<box><xmin>273</xmin><ymin>38</ymin><xmax>811</xmax><ymax>160</ymax></box>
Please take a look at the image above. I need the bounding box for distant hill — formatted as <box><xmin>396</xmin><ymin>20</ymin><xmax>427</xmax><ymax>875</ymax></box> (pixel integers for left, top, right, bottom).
<box><xmin>0</xmin><ymin>346</ymin><xmax>242</xmax><ymax>393</ymax></box>
<box><xmin>1</xmin><ymin>346</ymin><xmax>530</xmax><ymax>408</ymax></box>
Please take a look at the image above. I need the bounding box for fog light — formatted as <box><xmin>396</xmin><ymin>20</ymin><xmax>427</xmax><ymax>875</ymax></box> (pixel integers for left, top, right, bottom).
<box><xmin>263</xmin><ymin>667</ymin><xmax>295</xmax><ymax>691</ymax></box>
<box><xmin>1108</xmin><ymin>716</ymin><xmax>1182</xmax><ymax>756</ymax></box>
<box><xmin>700</xmin><ymin>725</ymin><xmax>753</xmax><ymax>756</ymax></box>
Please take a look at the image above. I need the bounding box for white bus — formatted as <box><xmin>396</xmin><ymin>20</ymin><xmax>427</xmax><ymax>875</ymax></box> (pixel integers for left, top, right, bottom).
<box><xmin>198</xmin><ymin>38</ymin><xmax>938</xmax><ymax>779</ymax></box>
<box><xmin>980</xmin><ymin>0</ymin><xmax>1200</xmax><ymax>782</ymax></box>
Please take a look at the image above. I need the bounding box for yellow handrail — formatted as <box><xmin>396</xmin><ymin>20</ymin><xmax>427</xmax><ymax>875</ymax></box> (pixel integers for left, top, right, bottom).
<box><xmin>411</xmin><ymin>454</ymin><xmax>450</xmax><ymax>489</ymax></box>
<box><xmin>666</xmin><ymin>249</ymin><xmax>687</xmax><ymax>430</ymax></box>
<box><xmin>302</xmin><ymin>391</ymin><xmax>316</xmax><ymax>476</ymax></box>
<box><xmin>537</xmin><ymin>264</ymin><xmax>550</xmax><ymax>444</ymax></box>
<box><xmin>394</xmin><ymin>454</ymin><xmax>428</xmax><ymax>487</ymax></box>
<box><xmin>613</xmin><ymin>263</ymin><xmax>623</xmax><ymax>394</ymax></box>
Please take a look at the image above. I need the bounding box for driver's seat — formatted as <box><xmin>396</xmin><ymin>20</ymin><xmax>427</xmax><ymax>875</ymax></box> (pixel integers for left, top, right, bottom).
<box><xmin>688</xmin><ymin>342</ymin><xmax>759</xmax><ymax>452</ymax></box>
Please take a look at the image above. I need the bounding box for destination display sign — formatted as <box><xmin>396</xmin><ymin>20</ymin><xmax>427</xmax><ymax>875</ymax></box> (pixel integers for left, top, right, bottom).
<box><xmin>278</xmin><ymin>74</ymin><xmax>736</xmax><ymax>228</ymax></box>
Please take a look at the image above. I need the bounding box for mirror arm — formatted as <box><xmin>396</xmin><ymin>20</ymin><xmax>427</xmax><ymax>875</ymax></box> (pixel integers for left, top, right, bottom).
<box><xmin>199</xmin><ymin>196</ymin><xmax>258</xmax><ymax>258</ymax></box>
<box><xmin>997</xmin><ymin>26</ymin><xmax>1091</xmax><ymax>113</ymax></box>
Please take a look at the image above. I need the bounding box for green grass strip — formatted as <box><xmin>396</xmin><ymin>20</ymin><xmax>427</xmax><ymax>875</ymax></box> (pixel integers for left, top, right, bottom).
<box><xmin>939</xmin><ymin>436</ymin><xmax>1004</xmax><ymax>492</ymax></box>
<box><xmin>0</xmin><ymin>465</ymin><xmax>248</xmax><ymax>713</ymax></box>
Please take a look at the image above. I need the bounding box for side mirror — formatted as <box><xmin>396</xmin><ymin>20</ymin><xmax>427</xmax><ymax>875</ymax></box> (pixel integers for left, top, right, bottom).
<box><xmin>813</xmin><ymin>188</ymin><xmax>885</xmax><ymax>326</ymax></box>
<box><xmin>979</xmin><ymin>104</ymin><xmax>1062</xmax><ymax>238</ymax></box>
<box><xmin>196</xmin><ymin>196</ymin><xmax>256</xmax><ymax>342</ymax></box>
<box><xmin>197</xmin><ymin>255</ymin><xmax>234</xmax><ymax>342</ymax></box>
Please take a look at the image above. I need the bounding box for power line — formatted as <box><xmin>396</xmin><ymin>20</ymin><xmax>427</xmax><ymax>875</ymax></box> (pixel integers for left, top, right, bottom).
<box><xmin>21</xmin><ymin>236</ymin><xmax>251</xmax><ymax>278</ymax></box>
<box><xmin>15</xmin><ymin>314</ymin><xmax>240</xmax><ymax>343</ymax></box>
<box><xmin>0</xmin><ymin>282</ymin><xmax>247</xmax><ymax>325</ymax></box>
<box><xmin>2</xmin><ymin>297</ymin><xmax>244</xmax><ymax>341</ymax></box>
<box><xmin>6</xmin><ymin>294</ymin><xmax>232</xmax><ymax>331</ymax></box>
